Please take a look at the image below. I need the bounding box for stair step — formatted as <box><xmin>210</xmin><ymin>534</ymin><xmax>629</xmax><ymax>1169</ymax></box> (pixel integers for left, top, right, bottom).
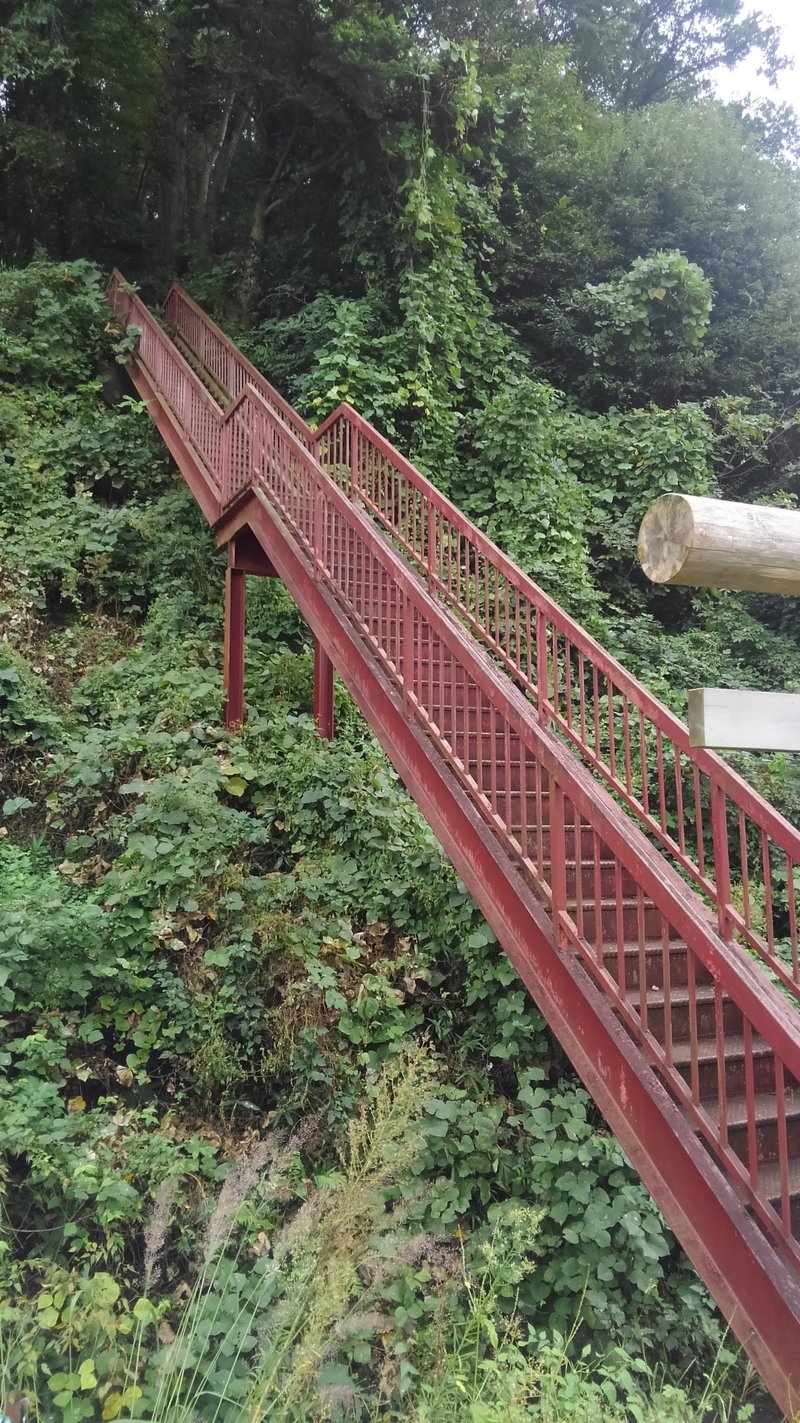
<box><xmin>581</xmin><ymin>898</ymin><xmax>681</xmax><ymax>941</ymax></box>
<box><xmin>751</xmin><ymin>1160</ymin><xmax>800</xmax><ymax>1232</ymax></box>
<box><xmin>671</xmin><ymin>1034</ymin><xmax>800</xmax><ymax>1099</ymax></box>
<box><xmin>604</xmin><ymin>940</ymin><xmax>714</xmax><ymax>991</ymax></box>
<box><xmin>566</xmin><ymin>859</ymin><xmax>637</xmax><ymax>898</ymax></box>
<box><xmin>626</xmin><ymin>982</ymin><xmax>743</xmax><ymax>1041</ymax></box>
<box><xmin>705</xmin><ymin>1089</ymin><xmax>800</xmax><ymax>1168</ymax></box>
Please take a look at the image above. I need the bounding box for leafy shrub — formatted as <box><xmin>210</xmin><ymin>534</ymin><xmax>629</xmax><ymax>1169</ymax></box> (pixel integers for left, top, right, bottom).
<box><xmin>0</xmin><ymin>258</ymin><xmax>108</xmax><ymax>386</ymax></box>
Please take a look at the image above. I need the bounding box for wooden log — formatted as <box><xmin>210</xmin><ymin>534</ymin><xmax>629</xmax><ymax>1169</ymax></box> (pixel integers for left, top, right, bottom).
<box><xmin>688</xmin><ymin>688</ymin><xmax>800</xmax><ymax>752</ymax></box>
<box><xmin>637</xmin><ymin>494</ymin><xmax>800</xmax><ymax>594</ymax></box>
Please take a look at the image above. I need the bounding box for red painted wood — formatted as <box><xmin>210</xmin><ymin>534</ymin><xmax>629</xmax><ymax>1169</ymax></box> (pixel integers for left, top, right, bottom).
<box><xmin>107</xmin><ymin>271</ymin><xmax>800</xmax><ymax>1416</ymax></box>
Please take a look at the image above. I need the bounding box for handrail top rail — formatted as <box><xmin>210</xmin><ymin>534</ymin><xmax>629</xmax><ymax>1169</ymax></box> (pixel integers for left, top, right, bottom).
<box><xmin>163</xmin><ymin>281</ymin><xmax>315</xmax><ymax>443</ymax></box>
<box><xmin>315</xmin><ymin>403</ymin><xmax>800</xmax><ymax>861</ymax></box>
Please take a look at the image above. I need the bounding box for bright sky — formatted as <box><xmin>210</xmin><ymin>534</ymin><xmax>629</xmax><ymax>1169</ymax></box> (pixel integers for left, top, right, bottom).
<box><xmin>713</xmin><ymin>2</ymin><xmax>800</xmax><ymax>111</ymax></box>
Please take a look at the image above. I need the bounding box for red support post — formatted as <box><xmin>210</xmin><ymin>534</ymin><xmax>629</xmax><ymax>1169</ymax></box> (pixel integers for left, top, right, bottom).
<box><xmin>313</xmin><ymin>637</ymin><xmax>334</xmax><ymax>741</ymax></box>
<box><xmin>223</xmin><ymin>545</ymin><xmax>246</xmax><ymax>728</ymax></box>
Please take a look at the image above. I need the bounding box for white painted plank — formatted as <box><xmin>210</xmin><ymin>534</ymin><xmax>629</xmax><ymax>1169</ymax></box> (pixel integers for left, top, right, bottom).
<box><xmin>688</xmin><ymin>688</ymin><xmax>800</xmax><ymax>752</ymax></box>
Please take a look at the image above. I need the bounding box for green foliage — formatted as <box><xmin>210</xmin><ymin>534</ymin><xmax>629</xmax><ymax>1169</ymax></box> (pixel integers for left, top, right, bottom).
<box><xmin>0</xmin><ymin>258</ymin><xmax>107</xmax><ymax>385</ymax></box>
<box><xmin>4</xmin><ymin>43</ymin><xmax>799</xmax><ymax>1406</ymax></box>
<box><xmin>560</xmin><ymin>250</ymin><xmax>714</xmax><ymax>405</ymax></box>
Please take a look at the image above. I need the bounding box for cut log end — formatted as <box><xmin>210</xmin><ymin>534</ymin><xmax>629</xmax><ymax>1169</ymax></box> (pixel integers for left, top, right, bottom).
<box><xmin>637</xmin><ymin>493</ymin><xmax>696</xmax><ymax>585</ymax></box>
<box><xmin>638</xmin><ymin>492</ymin><xmax>800</xmax><ymax>594</ymax></box>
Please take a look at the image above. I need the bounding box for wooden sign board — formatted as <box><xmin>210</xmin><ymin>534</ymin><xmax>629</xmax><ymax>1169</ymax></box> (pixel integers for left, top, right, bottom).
<box><xmin>688</xmin><ymin>688</ymin><xmax>800</xmax><ymax>752</ymax></box>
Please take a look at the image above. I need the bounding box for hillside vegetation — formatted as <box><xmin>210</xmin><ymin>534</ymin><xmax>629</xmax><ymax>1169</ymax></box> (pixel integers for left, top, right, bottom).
<box><xmin>2</xmin><ymin>1</ymin><xmax>800</xmax><ymax>1418</ymax></box>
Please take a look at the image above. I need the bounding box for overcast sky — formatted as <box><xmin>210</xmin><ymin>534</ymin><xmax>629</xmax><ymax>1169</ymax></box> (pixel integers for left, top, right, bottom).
<box><xmin>713</xmin><ymin>2</ymin><xmax>800</xmax><ymax>110</ymax></box>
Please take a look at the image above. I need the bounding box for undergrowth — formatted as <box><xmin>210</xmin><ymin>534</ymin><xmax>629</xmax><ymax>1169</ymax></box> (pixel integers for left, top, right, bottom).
<box><xmin>0</xmin><ymin>260</ymin><xmax>777</xmax><ymax>1421</ymax></box>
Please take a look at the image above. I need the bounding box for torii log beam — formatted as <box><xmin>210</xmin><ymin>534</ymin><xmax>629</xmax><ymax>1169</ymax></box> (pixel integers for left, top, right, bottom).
<box><xmin>638</xmin><ymin>494</ymin><xmax>800</xmax><ymax>595</ymax></box>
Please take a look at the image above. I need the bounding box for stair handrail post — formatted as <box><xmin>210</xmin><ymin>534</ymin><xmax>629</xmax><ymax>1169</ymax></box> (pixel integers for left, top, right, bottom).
<box><xmin>349</xmin><ymin>412</ymin><xmax>361</xmax><ymax>503</ymax></box>
<box><xmin>711</xmin><ymin>783</ymin><xmax>734</xmax><ymax>941</ymax></box>
<box><xmin>217</xmin><ymin>415</ymin><xmax>230</xmax><ymax>506</ymax></box>
<box><xmin>427</xmin><ymin>493</ymin><xmax>435</xmax><ymax>593</ymax></box>
<box><xmin>402</xmin><ymin>585</ymin><xmax>413</xmax><ymax>716</ymax></box>
<box><xmin>313</xmin><ymin>475</ymin><xmax>326</xmax><ymax>580</ymax></box>
<box><xmin>549</xmin><ymin>780</ymin><xmax>569</xmax><ymax>948</ymax></box>
<box><xmin>536</xmin><ymin>607</ymin><xmax>549</xmax><ymax>726</ymax></box>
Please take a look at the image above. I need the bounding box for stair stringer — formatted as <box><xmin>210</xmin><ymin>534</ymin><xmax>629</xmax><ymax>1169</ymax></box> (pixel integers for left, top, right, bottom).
<box><xmin>215</xmin><ymin>487</ymin><xmax>800</xmax><ymax>1417</ymax></box>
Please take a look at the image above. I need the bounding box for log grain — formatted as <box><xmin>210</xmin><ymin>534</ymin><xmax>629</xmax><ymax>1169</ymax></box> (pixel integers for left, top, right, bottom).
<box><xmin>637</xmin><ymin>494</ymin><xmax>800</xmax><ymax>595</ymax></box>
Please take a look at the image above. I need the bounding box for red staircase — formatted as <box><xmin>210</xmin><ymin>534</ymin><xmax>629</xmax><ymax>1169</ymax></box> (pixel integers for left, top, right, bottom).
<box><xmin>108</xmin><ymin>271</ymin><xmax>800</xmax><ymax>1417</ymax></box>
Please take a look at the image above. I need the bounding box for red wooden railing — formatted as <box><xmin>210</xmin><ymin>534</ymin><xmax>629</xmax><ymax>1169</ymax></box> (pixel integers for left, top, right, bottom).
<box><xmin>160</xmin><ymin>278</ymin><xmax>800</xmax><ymax>1010</ymax></box>
<box><xmin>109</xmin><ymin>268</ymin><xmax>800</xmax><ymax>1272</ymax></box>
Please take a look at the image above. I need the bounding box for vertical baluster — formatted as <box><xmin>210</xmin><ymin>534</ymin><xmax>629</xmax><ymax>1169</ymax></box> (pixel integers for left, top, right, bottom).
<box><xmin>607</xmin><ymin>679</ymin><xmax>616</xmax><ymax>782</ymax></box>
<box><xmin>535</xmin><ymin>756</ymin><xmax>545</xmax><ymax>884</ymax></box>
<box><xmin>489</xmin><ymin>704</ymin><xmax>498</xmax><ymax>821</ymax></box>
<box><xmin>447</xmin><ymin>522</ymin><xmax>453</xmax><ymax>604</ymax></box>
<box><xmin>673</xmin><ymin>746</ymin><xmax>684</xmax><ymax>851</ymax></box>
<box><xmin>593</xmin><ymin>832</ymin><xmax>603</xmax><ymax>966</ymax></box>
<box><xmin>622</xmin><ymin>701</ymin><xmax>633</xmax><ymax>794</ymax></box>
<box><xmin>404</xmin><ymin>596</ymin><xmax>414</xmax><ymax>715</ymax></box>
<box><xmin>550</xmin><ymin>783</ymin><xmax>568</xmax><ymax>947</ymax></box>
<box><xmin>711</xmin><ymin>785</ymin><xmax>733</xmax><ymax>940</ymax></box>
<box><xmin>787</xmin><ymin>854</ymin><xmax>799</xmax><ymax>984</ymax></box>
<box><xmin>761</xmin><ymin>829</ymin><xmax>775</xmax><ymax>958</ymax></box>
<box><xmin>350</xmin><ymin>419</ymin><xmax>360</xmax><ymax>503</ymax></box>
<box><xmin>514</xmin><ymin>587</ymin><xmax>521</xmax><ymax>683</ymax></box>
<box><xmin>574</xmin><ymin>800</ymin><xmax>584</xmax><ymax>939</ymax></box>
<box><xmin>687</xmin><ymin>951</ymin><xmax>700</xmax><ymax>1104</ymax></box>
<box><xmin>743</xmin><ymin>1018</ymin><xmax>758</xmax><ymax>1190</ymax></box>
<box><xmin>614</xmin><ymin>860</ymin><xmax>626</xmax><ymax>997</ymax></box>
<box><xmin>714</xmin><ymin>980</ymin><xmax>728</xmax><ymax>1148</ymax></box>
<box><xmin>637</xmin><ymin>885</ymin><xmax>647</xmax><ymax>1033</ymax></box>
<box><xmin>775</xmin><ymin>1057</ymin><xmax>791</xmax><ymax>1232</ymax></box>
<box><xmin>660</xmin><ymin>919</ymin><xmax>673</xmax><ymax>1068</ymax></box>
<box><xmin>578</xmin><ymin>651</ymin><xmax>587</xmax><ymax>746</ymax></box>
<box><xmin>693</xmin><ymin>767</ymin><xmax>706</xmax><ymax>880</ymax></box>
<box><xmin>519</xmin><ymin>741</ymin><xmax>529</xmax><ymax>863</ymax></box>
<box><xmin>536</xmin><ymin>610</ymin><xmax>548</xmax><ymax>726</ymax></box>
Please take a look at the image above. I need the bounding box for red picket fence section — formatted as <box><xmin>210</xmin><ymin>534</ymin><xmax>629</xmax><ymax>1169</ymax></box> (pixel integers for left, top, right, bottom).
<box><xmin>108</xmin><ymin>270</ymin><xmax>800</xmax><ymax>1414</ymax></box>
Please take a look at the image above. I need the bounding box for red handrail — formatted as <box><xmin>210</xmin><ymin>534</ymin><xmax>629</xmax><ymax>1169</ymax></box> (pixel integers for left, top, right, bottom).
<box><xmin>110</xmin><ymin>267</ymin><xmax>800</xmax><ymax>1266</ymax></box>
<box><xmin>161</xmin><ymin>282</ymin><xmax>314</xmax><ymax>451</ymax></box>
<box><xmin>313</xmin><ymin>406</ymin><xmax>800</xmax><ymax>1005</ymax></box>
<box><xmin>161</xmin><ymin>276</ymin><xmax>800</xmax><ymax>1008</ymax></box>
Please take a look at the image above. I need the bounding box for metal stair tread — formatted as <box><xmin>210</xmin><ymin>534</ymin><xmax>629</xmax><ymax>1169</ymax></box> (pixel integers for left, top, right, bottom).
<box><xmin>625</xmin><ymin>982</ymin><xmax>723</xmax><ymax>1009</ymax></box>
<box><xmin>752</xmin><ymin>1158</ymin><xmax>800</xmax><ymax>1202</ymax></box>
<box><xmin>670</xmin><ymin>1033</ymin><xmax>773</xmax><ymax>1064</ymax></box>
<box><xmin>705</xmin><ymin>1088</ymin><xmax>800</xmax><ymax>1128</ymax></box>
